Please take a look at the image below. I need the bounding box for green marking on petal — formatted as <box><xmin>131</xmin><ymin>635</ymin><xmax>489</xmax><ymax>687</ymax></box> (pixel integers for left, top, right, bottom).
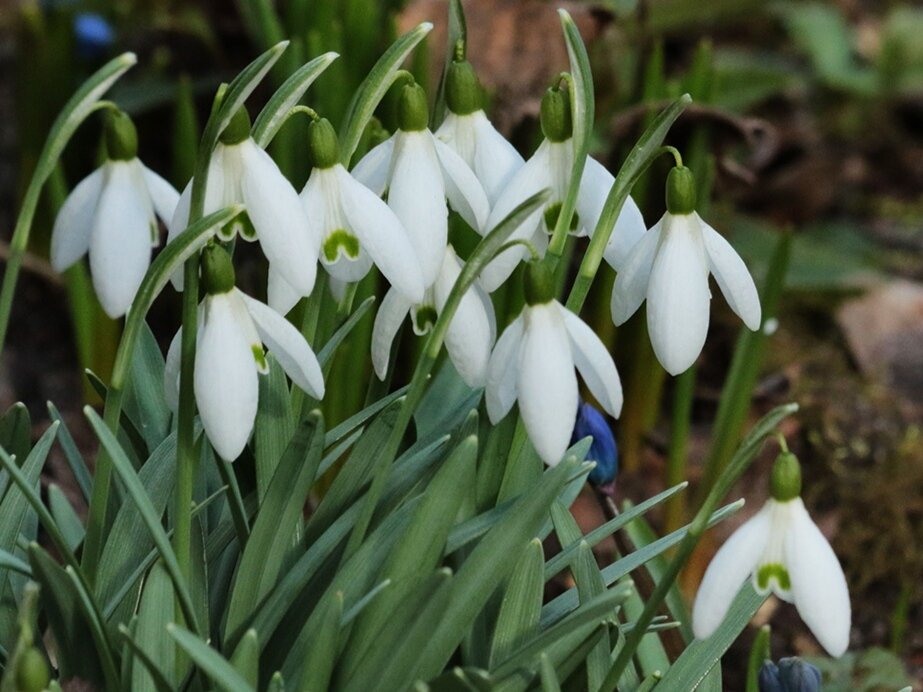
<box><xmin>252</xmin><ymin>344</ymin><xmax>268</xmax><ymax>373</ymax></box>
<box><xmin>543</xmin><ymin>202</ymin><xmax>579</xmax><ymax>235</ymax></box>
<box><xmin>150</xmin><ymin>222</ymin><xmax>159</xmax><ymax>245</ymax></box>
<box><xmin>322</xmin><ymin>229</ymin><xmax>360</xmax><ymax>263</ymax></box>
<box><xmin>756</xmin><ymin>563</ymin><xmax>791</xmax><ymax>592</ymax></box>
<box><xmin>237</xmin><ymin>213</ymin><xmax>257</xmax><ymax>241</ymax></box>
<box><xmin>412</xmin><ymin>305</ymin><xmax>437</xmax><ymax>335</ymax></box>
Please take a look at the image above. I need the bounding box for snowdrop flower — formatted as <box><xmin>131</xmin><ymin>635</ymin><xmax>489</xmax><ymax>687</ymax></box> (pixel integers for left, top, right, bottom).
<box><xmin>692</xmin><ymin>450</ymin><xmax>851</xmax><ymax>657</ymax></box>
<box><xmin>434</xmin><ymin>57</ymin><xmax>523</xmax><ymax>205</ymax></box>
<box><xmin>371</xmin><ymin>245</ymin><xmax>494</xmax><ymax>388</ymax></box>
<box><xmin>479</xmin><ymin>85</ymin><xmax>646</xmax><ymax>292</ymax></box>
<box><xmin>168</xmin><ymin>108</ymin><xmax>318</xmax><ymax>299</ymax></box>
<box><xmin>486</xmin><ymin>261</ymin><xmax>623</xmax><ymax>465</ymax></box>
<box><xmin>611</xmin><ymin>165</ymin><xmax>761</xmax><ymax>375</ymax></box>
<box><xmin>50</xmin><ymin>110</ymin><xmax>179</xmax><ymax>318</ymax></box>
<box><xmin>164</xmin><ymin>245</ymin><xmax>324</xmax><ymax>461</ymax></box>
<box><xmin>268</xmin><ymin>118</ymin><xmax>425</xmax><ymax>315</ymax></box>
<box><xmin>352</xmin><ymin>81</ymin><xmax>490</xmax><ymax>287</ymax></box>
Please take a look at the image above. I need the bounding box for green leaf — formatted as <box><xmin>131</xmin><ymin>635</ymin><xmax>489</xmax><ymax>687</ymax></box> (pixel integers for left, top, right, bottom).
<box><xmin>85</xmin><ymin>407</ymin><xmax>200</xmax><ymax>634</ymax></box>
<box><xmin>252</xmin><ymin>51</ymin><xmax>340</xmax><ymax>148</ymax></box>
<box><xmin>413</xmin><ymin>360</ymin><xmax>481</xmax><ymax>441</ymax></box>
<box><xmin>169</xmin><ymin>624</ymin><xmax>252</xmax><ymax>692</ymax></box>
<box><xmin>118</xmin><ymin>623</ymin><xmax>174</xmax><ymax>692</ymax></box>
<box><xmin>414</xmin><ymin>456</ymin><xmax>590</xmax><ymax>680</ymax></box>
<box><xmin>64</xmin><ymin>565</ymin><xmax>120</xmax><ymax>690</ymax></box>
<box><xmin>0</xmin><ymin>403</ymin><xmax>30</xmax><ymax>464</ymax></box>
<box><xmin>539</xmin><ymin>653</ymin><xmax>561</xmax><ymax>692</ymax></box>
<box><xmin>225</xmin><ymin>413</ymin><xmax>324</xmax><ymax>644</ymax></box>
<box><xmin>339</xmin><ymin>22</ymin><xmax>433</xmax><ymax>165</ymax></box>
<box><xmin>123</xmin><ymin>322</ymin><xmax>170</xmax><ymax>453</ymax></box>
<box><xmin>0</xmin><ymin>548</ymin><xmax>30</xmax><ymax>577</ymax></box>
<box><xmin>656</xmin><ymin>585</ymin><xmax>765</xmax><ymax>690</ymax></box>
<box><xmin>130</xmin><ymin>562</ymin><xmax>176</xmax><ymax>692</ymax></box>
<box><xmin>489</xmin><ymin>539</ymin><xmax>544</xmax><ymax>667</ymax></box>
<box><xmin>254</xmin><ymin>355</ymin><xmax>297</xmax><ymax>501</ymax></box>
<box><xmin>48</xmin><ymin>484</ymin><xmax>84</xmax><ymax>553</ymax></box>
<box><xmin>298</xmin><ymin>591</ymin><xmax>342</xmax><ymax>692</ymax></box>
<box><xmin>230</xmin><ymin>629</ymin><xmax>260</xmax><ymax>689</ymax></box>
<box><xmin>47</xmin><ymin>401</ymin><xmax>93</xmax><ymax>501</ymax></box>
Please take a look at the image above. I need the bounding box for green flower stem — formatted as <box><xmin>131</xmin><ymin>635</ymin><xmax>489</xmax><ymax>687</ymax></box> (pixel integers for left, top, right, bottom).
<box><xmin>564</xmin><ymin>95</ymin><xmax>691</xmax><ymax>315</ymax></box>
<box><xmin>663</xmin><ymin>366</ymin><xmax>696</xmax><ymax>535</ymax></box>
<box><xmin>602</xmin><ymin>402</ymin><xmax>798</xmax><ymax>688</ymax></box>
<box><xmin>341</xmin><ymin>190</ymin><xmax>550</xmax><ymax>562</ymax></box>
<box><xmin>745</xmin><ymin>625</ymin><xmax>771</xmax><ymax>692</ymax></box>
<box><xmin>0</xmin><ymin>53</ymin><xmax>135</xmax><ymax>354</ymax></box>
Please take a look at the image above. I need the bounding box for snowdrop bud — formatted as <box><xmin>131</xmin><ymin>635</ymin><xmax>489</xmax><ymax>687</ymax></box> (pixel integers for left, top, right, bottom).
<box><xmin>445</xmin><ymin>59</ymin><xmax>482</xmax><ymax>115</ymax></box>
<box><xmin>398</xmin><ymin>82</ymin><xmax>429</xmax><ymax>132</ymax></box>
<box><xmin>571</xmin><ymin>401</ymin><xmax>618</xmax><ymax>486</ymax></box>
<box><xmin>308</xmin><ymin>118</ymin><xmax>340</xmax><ymax>169</ymax></box>
<box><xmin>665</xmin><ymin>165</ymin><xmax>697</xmax><ymax>215</ymax></box>
<box><xmin>201</xmin><ymin>244</ymin><xmax>236</xmax><ymax>295</ymax></box>
<box><xmin>523</xmin><ymin>260</ymin><xmax>554</xmax><ymax>306</ymax></box>
<box><xmin>219</xmin><ymin>107</ymin><xmax>252</xmax><ymax>145</ymax></box>
<box><xmin>104</xmin><ymin>109</ymin><xmax>138</xmax><ymax>161</ymax></box>
<box><xmin>15</xmin><ymin>648</ymin><xmax>50</xmax><ymax>692</ymax></box>
<box><xmin>540</xmin><ymin>86</ymin><xmax>572</xmax><ymax>143</ymax></box>
<box><xmin>770</xmin><ymin>450</ymin><xmax>802</xmax><ymax>502</ymax></box>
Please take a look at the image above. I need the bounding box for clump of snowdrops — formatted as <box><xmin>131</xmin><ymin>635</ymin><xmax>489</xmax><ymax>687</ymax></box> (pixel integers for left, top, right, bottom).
<box><xmin>0</xmin><ymin>3</ymin><xmax>853</xmax><ymax>691</ymax></box>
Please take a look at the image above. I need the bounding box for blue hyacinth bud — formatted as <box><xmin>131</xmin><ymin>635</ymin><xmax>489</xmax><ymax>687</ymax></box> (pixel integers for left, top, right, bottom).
<box><xmin>758</xmin><ymin>658</ymin><xmax>822</xmax><ymax>692</ymax></box>
<box><xmin>570</xmin><ymin>402</ymin><xmax>618</xmax><ymax>487</ymax></box>
<box><xmin>74</xmin><ymin>13</ymin><xmax>115</xmax><ymax>59</ymax></box>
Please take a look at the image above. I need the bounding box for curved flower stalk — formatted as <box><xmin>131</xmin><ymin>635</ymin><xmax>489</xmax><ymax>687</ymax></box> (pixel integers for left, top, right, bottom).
<box><xmin>479</xmin><ymin>85</ymin><xmax>646</xmax><ymax>292</ymax></box>
<box><xmin>268</xmin><ymin>118</ymin><xmax>425</xmax><ymax>315</ymax></box>
<box><xmin>611</xmin><ymin>165</ymin><xmax>761</xmax><ymax>375</ymax></box>
<box><xmin>50</xmin><ymin>110</ymin><xmax>179</xmax><ymax>318</ymax></box>
<box><xmin>692</xmin><ymin>450</ymin><xmax>850</xmax><ymax>657</ymax></box>
<box><xmin>434</xmin><ymin>58</ymin><xmax>523</xmax><ymax>205</ymax></box>
<box><xmin>352</xmin><ymin>80</ymin><xmax>490</xmax><ymax>288</ymax></box>
<box><xmin>164</xmin><ymin>245</ymin><xmax>324</xmax><ymax>461</ymax></box>
<box><xmin>168</xmin><ymin>107</ymin><xmax>319</xmax><ymax>299</ymax></box>
<box><xmin>486</xmin><ymin>261</ymin><xmax>622</xmax><ymax>465</ymax></box>
<box><xmin>371</xmin><ymin>244</ymin><xmax>494</xmax><ymax>388</ymax></box>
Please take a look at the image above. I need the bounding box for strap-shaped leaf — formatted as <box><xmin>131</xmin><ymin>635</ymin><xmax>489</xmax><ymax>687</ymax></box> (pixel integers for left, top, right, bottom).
<box><xmin>489</xmin><ymin>539</ymin><xmax>545</xmax><ymax>667</ymax></box>
<box><xmin>169</xmin><ymin>624</ymin><xmax>251</xmax><ymax>692</ymax></box>
<box><xmin>131</xmin><ymin>562</ymin><xmax>176</xmax><ymax>692</ymax></box>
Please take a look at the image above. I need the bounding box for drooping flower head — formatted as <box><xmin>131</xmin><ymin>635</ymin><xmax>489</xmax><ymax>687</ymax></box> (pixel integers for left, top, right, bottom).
<box><xmin>435</xmin><ymin>56</ymin><xmax>524</xmax><ymax>205</ymax></box>
<box><xmin>486</xmin><ymin>261</ymin><xmax>623</xmax><ymax>465</ymax></box>
<box><xmin>51</xmin><ymin>109</ymin><xmax>179</xmax><ymax>318</ymax></box>
<box><xmin>168</xmin><ymin>107</ymin><xmax>319</xmax><ymax>300</ymax></box>
<box><xmin>611</xmin><ymin>164</ymin><xmax>762</xmax><ymax>375</ymax></box>
<box><xmin>268</xmin><ymin>117</ymin><xmax>425</xmax><ymax>315</ymax></box>
<box><xmin>164</xmin><ymin>244</ymin><xmax>324</xmax><ymax>461</ymax></box>
<box><xmin>352</xmin><ymin>80</ymin><xmax>490</xmax><ymax>288</ymax></box>
<box><xmin>371</xmin><ymin>244</ymin><xmax>495</xmax><ymax>389</ymax></box>
<box><xmin>479</xmin><ymin>84</ymin><xmax>647</xmax><ymax>292</ymax></box>
<box><xmin>692</xmin><ymin>449</ymin><xmax>851</xmax><ymax>657</ymax></box>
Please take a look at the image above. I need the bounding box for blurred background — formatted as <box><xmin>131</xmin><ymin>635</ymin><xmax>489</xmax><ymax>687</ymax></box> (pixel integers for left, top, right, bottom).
<box><xmin>1</xmin><ymin>0</ymin><xmax>922</xmax><ymax>688</ymax></box>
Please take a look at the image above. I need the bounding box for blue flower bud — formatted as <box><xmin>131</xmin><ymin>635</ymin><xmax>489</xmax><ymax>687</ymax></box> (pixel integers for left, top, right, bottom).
<box><xmin>570</xmin><ymin>402</ymin><xmax>618</xmax><ymax>486</ymax></box>
<box><xmin>74</xmin><ymin>13</ymin><xmax>115</xmax><ymax>59</ymax></box>
<box><xmin>758</xmin><ymin>658</ymin><xmax>822</xmax><ymax>692</ymax></box>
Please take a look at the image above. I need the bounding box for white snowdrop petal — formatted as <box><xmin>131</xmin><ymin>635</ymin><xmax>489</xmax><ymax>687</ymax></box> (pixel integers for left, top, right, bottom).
<box><xmin>89</xmin><ymin>162</ymin><xmax>155</xmax><ymax>318</ymax></box>
<box><xmin>610</xmin><ymin>219</ymin><xmax>662</xmax><ymax>325</ymax></box>
<box><xmin>692</xmin><ymin>504</ymin><xmax>773</xmax><ymax>640</ymax></box>
<box><xmin>435</xmin><ymin>249</ymin><xmax>494</xmax><ymax>388</ymax></box>
<box><xmin>240</xmin><ymin>141</ymin><xmax>318</xmax><ymax>297</ymax></box>
<box><xmin>432</xmin><ymin>134</ymin><xmax>490</xmax><ymax>232</ymax></box>
<box><xmin>371</xmin><ymin>287</ymin><xmax>412</xmax><ymax>380</ymax></box>
<box><xmin>387</xmin><ymin>132</ymin><xmax>447</xmax><ymax>288</ymax></box>
<box><xmin>646</xmin><ymin>215</ymin><xmax>711</xmax><ymax>375</ymax></box>
<box><xmin>195</xmin><ymin>295</ymin><xmax>259</xmax><ymax>461</ymax></box>
<box><xmin>558</xmin><ymin>303</ymin><xmax>623</xmax><ymax>418</ymax></box>
<box><xmin>166</xmin><ymin>182</ymin><xmax>192</xmax><ymax>291</ymax></box>
<box><xmin>785</xmin><ymin>500</ymin><xmax>851</xmax><ymax>657</ymax></box>
<box><xmin>517</xmin><ymin>305</ymin><xmax>578</xmax><ymax>466</ymax></box>
<box><xmin>699</xmin><ymin>216</ymin><xmax>762</xmax><ymax>331</ymax></box>
<box><xmin>485</xmin><ymin>315</ymin><xmax>523</xmax><ymax>424</ymax></box>
<box><xmin>350</xmin><ymin>134</ymin><xmax>396</xmax><ymax>195</ymax></box>
<box><xmin>267</xmin><ymin>266</ymin><xmax>303</xmax><ymax>316</ymax></box>
<box><xmin>471</xmin><ymin>111</ymin><xmax>524</xmax><ymax>205</ymax></box>
<box><xmin>336</xmin><ymin>166</ymin><xmax>425</xmax><ymax>303</ymax></box>
<box><xmin>576</xmin><ymin>156</ymin><xmax>614</xmax><ymax>238</ymax></box>
<box><xmin>239</xmin><ymin>291</ymin><xmax>325</xmax><ymax>398</ymax></box>
<box><xmin>602</xmin><ymin>195</ymin><xmax>647</xmax><ymax>272</ymax></box>
<box><xmin>163</xmin><ymin>328</ymin><xmax>182</xmax><ymax>413</ymax></box>
<box><xmin>141</xmin><ymin>163</ymin><xmax>181</xmax><ymax>228</ymax></box>
<box><xmin>50</xmin><ymin>167</ymin><xmax>105</xmax><ymax>271</ymax></box>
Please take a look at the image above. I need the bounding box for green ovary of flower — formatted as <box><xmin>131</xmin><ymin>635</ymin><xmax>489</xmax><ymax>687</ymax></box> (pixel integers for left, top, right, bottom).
<box><xmin>756</xmin><ymin>563</ymin><xmax>791</xmax><ymax>592</ymax></box>
<box><xmin>323</xmin><ymin>229</ymin><xmax>361</xmax><ymax>263</ymax></box>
